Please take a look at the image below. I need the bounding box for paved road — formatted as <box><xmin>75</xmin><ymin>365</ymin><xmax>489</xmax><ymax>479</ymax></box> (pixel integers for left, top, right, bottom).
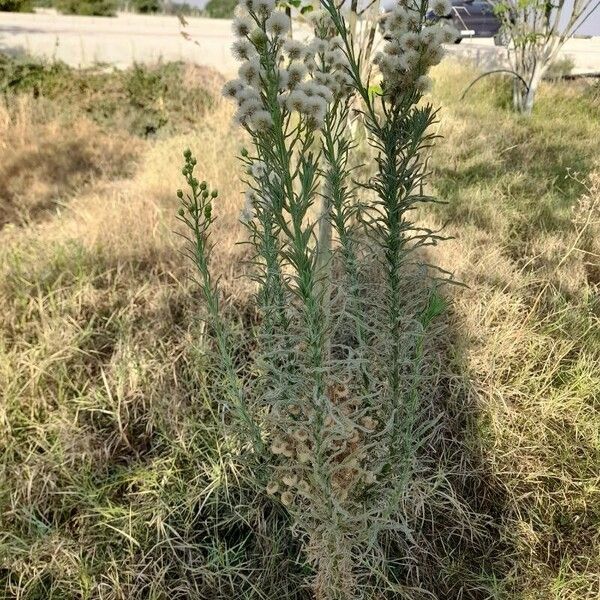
<box><xmin>1</xmin><ymin>11</ymin><xmax>600</xmax><ymax>75</ymax></box>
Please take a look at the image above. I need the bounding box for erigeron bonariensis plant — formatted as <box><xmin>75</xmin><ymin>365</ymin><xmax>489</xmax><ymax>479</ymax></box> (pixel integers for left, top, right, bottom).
<box><xmin>179</xmin><ymin>1</ymin><xmax>455</xmax><ymax>597</ymax></box>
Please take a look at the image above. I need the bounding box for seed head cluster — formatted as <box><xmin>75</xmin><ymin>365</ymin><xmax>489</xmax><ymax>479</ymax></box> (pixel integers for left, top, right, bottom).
<box><xmin>222</xmin><ymin>2</ymin><xmax>353</xmax><ymax>132</ymax></box>
<box><xmin>375</xmin><ymin>4</ymin><xmax>458</xmax><ymax>98</ymax></box>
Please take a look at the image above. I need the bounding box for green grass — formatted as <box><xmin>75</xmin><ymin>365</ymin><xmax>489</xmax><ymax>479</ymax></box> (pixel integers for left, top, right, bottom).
<box><xmin>0</xmin><ymin>58</ymin><xmax>598</xmax><ymax>598</ymax></box>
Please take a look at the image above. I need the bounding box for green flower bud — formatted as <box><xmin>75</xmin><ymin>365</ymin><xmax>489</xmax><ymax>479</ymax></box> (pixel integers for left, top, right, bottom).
<box><xmin>204</xmin><ymin>204</ymin><xmax>212</xmax><ymax>220</ymax></box>
<box><xmin>177</xmin><ymin>207</ymin><xmax>185</xmax><ymax>217</ymax></box>
<box><xmin>211</xmin><ymin>189</ymin><xmax>218</xmax><ymax>198</ymax></box>
<box><xmin>200</xmin><ymin>181</ymin><xmax>207</xmax><ymax>191</ymax></box>
<box><xmin>176</xmin><ymin>189</ymin><xmax>184</xmax><ymax>199</ymax></box>
<box><xmin>202</xmin><ymin>190</ymin><xmax>209</xmax><ymax>199</ymax></box>
<box><xmin>250</xmin><ymin>28</ymin><xmax>268</xmax><ymax>50</ymax></box>
<box><xmin>183</xmin><ymin>148</ymin><xmax>192</xmax><ymax>159</ymax></box>
<box><xmin>240</xmin><ymin>148</ymin><xmax>249</xmax><ymax>157</ymax></box>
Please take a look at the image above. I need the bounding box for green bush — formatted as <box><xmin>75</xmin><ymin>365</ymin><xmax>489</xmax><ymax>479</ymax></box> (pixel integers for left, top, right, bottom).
<box><xmin>0</xmin><ymin>0</ymin><xmax>32</xmax><ymax>11</ymax></box>
<box><xmin>204</xmin><ymin>0</ymin><xmax>236</xmax><ymax>18</ymax></box>
<box><xmin>129</xmin><ymin>0</ymin><xmax>160</xmax><ymax>13</ymax></box>
<box><xmin>54</xmin><ymin>0</ymin><xmax>117</xmax><ymax>16</ymax></box>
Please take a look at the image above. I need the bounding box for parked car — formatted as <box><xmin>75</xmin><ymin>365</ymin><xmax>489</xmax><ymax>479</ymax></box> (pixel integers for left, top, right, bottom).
<box><xmin>427</xmin><ymin>0</ymin><xmax>506</xmax><ymax>45</ymax></box>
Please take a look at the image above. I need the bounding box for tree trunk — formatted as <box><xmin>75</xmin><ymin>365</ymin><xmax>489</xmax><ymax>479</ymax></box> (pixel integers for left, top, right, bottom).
<box><xmin>514</xmin><ymin>63</ymin><xmax>544</xmax><ymax>116</ymax></box>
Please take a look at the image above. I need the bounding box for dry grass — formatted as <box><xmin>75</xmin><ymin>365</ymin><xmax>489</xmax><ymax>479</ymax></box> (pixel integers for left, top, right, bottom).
<box><xmin>0</xmin><ymin>58</ymin><xmax>598</xmax><ymax>599</ymax></box>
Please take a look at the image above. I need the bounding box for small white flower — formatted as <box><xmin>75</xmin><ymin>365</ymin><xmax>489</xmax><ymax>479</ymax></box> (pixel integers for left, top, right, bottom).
<box><xmin>265</xmin><ymin>11</ymin><xmax>290</xmax><ymax>37</ymax></box>
<box><xmin>431</xmin><ymin>0</ymin><xmax>452</xmax><ymax>17</ymax></box>
<box><xmin>399</xmin><ymin>32</ymin><xmax>421</xmax><ymax>52</ymax></box>
<box><xmin>286</xmin><ymin>62</ymin><xmax>307</xmax><ymax>89</ymax></box>
<box><xmin>309</xmin><ymin>38</ymin><xmax>328</xmax><ymax>55</ymax></box>
<box><xmin>235</xmin><ymin>98</ymin><xmax>262</xmax><ymax>124</ymax></box>
<box><xmin>298</xmin><ymin>81</ymin><xmax>319</xmax><ymax>98</ymax></box>
<box><xmin>314</xmin><ymin>84</ymin><xmax>333</xmax><ymax>103</ymax></box>
<box><xmin>251</xmin><ymin>110</ymin><xmax>274</xmax><ymax>131</ymax></box>
<box><xmin>232</xmin><ymin>16</ymin><xmax>253</xmax><ymax>38</ymax></box>
<box><xmin>325</xmin><ymin>48</ymin><xmax>346</xmax><ymax>67</ymax></box>
<box><xmin>424</xmin><ymin>44</ymin><xmax>444</xmax><ymax>66</ymax></box>
<box><xmin>406</xmin><ymin>9</ymin><xmax>421</xmax><ymax>28</ymax></box>
<box><xmin>231</xmin><ymin>38</ymin><xmax>256</xmax><ymax>62</ymax></box>
<box><xmin>383</xmin><ymin>41</ymin><xmax>402</xmax><ymax>56</ymax></box>
<box><xmin>303</xmin><ymin>95</ymin><xmax>327</xmax><ymax>118</ymax></box>
<box><xmin>237</xmin><ymin>86</ymin><xmax>261</xmax><ymax>104</ymax></box>
<box><xmin>283</xmin><ymin>39</ymin><xmax>306</xmax><ymax>61</ymax></box>
<box><xmin>221</xmin><ymin>79</ymin><xmax>244</xmax><ymax>100</ymax></box>
<box><xmin>386</xmin><ymin>7</ymin><xmax>408</xmax><ymax>34</ymax></box>
<box><xmin>438</xmin><ymin>24</ymin><xmax>459</xmax><ymax>44</ymax></box>
<box><xmin>239</xmin><ymin>57</ymin><xmax>262</xmax><ymax>88</ymax></box>
<box><xmin>402</xmin><ymin>48</ymin><xmax>420</xmax><ymax>68</ymax></box>
<box><xmin>286</xmin><ymin>90</ymin><xmax>309</xmax><ymax>112</ymax></box>
<box><xmin>420</xmin><ymin>26</ymin><xmax>438</xmax><ymax>46</ymax></box>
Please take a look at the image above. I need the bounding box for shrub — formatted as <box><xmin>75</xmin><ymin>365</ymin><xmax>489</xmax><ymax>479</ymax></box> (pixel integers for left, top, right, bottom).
<box><xmin>0</xmin><ymin>0</ymin><xmax>32</xmax><ymax>11</ymax></box>
<box><xmin>54</xmin><ymin>0</ymin><xmax>117</xmax><ymax>16</ymax></box>
<box><xmin>179</xmin><ymin>1</ymin><xmax>459</xmax><ymax>597</ymax></box>
<box><xmin>204</xmin><ymin>0</ymin><xmax>236</xmax><ymax>18</ymax></box>
<box><xmin>128</xmin><ymin>0</ymin><xmax>160</xmax><ymax>13</ymax></box>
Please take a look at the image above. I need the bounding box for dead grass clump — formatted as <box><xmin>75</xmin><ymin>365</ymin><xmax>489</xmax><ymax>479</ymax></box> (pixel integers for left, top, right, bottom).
<box><xmin>0</xmin><ymin>99</ymin><xmax>138</xmax><ymax>228</ymax></box>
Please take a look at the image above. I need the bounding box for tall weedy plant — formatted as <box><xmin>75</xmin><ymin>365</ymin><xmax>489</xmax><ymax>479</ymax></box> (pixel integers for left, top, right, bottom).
<box><xmin>179</xmin><ymin>1</ymin><xmax>457</xmax><ymax>597</ymax></box>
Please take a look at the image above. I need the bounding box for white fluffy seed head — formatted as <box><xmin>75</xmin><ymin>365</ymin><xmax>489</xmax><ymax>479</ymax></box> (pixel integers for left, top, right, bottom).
<box><xmin>237</xmin><ymin>86</ymin><xmax>261</xmax><ymax>104</ymax></box>
<box><xmin>239</xmin><ymin>57</ymin><xmax>262</xmax><ymax>88</ymax></box>
<box><xmin>415</xmin><ymin>74</ymin><xmax>432</xmax><ymax>93</ymax></box>
<box><xmin>424</xmin><ymin>43</ymin><xmax>444</xmax><ymax>66</ymax></box>
<box><xmin>235</xmin><ymin>98</ymin><xmax>262</xmax><ymax>124</ymax></box>
<box><xmin>386</xmin><ymin>6</ymin><xmax>408</xmax><ymax>34</ymax></box>
<box><xmin>283</xmin><ymin>39</ymin><xmax>306</xmax><ymax>61</ymax></box>
<box><xmin>420</xmin><ymin>26</ymin><xmax>438</xmax><ymax>46</ymax></box>
<box><xmin>314</xmin><ymin>84</ymin><xmax>333</xmax><ymax>103</ymax></box>
<box><xmin>399</xmin><ymin>31</ymin><xmax>421</xmax><ymax>52</ymax></box>
<box><xmin>304</xmin><ymin>95</ymin><xmax>327</xmax><ymax>118</ymax></box>
<box><xmin>265</xmin><ymin>11</ymin><xmax>290</xmax><ymax>37</ymax></box>
<box><xmin>221</xmin><ymin>78</ymin><xmax>244</xmax><ymax>100</ymax></box>
<box><xmin>232</xmin><ymin>15</ymin><xmax>253</xmax><ymax>37</ymax></box>
<box><xmin>439</xmin><ymin>24</ymin><xmax>459</xmax><ymax>44</ymax></box>
<box><xmin>431</xmin><ymin>0</ymin><xmax>452</xmax><ymax>17</ymax></box>
<box><xmin>286</xmin><ymin>90</ymin><xmax>309</xmax><ymax>112</ymax></box>
<box><xmin>231</xmin><ymin>38</ymin><xmax>256</xmax><ymax>61</ymax></box>
<box><xmin>309</xmin><ymin>38</ymin><xmax>328</xmax><ymax>55</ymax></box>
<box><xmin>287</xmin><ymin>62</ymin><xmax>307</xmax><ymax>89</ymax></box>
<box><xmin>251</xmin><ymin>110</ymin><xmax>274</xmax><ymax>131</ymax></box>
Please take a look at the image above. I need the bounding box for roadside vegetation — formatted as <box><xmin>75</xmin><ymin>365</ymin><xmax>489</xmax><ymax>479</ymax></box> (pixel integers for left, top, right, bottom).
<box><xmin>0</xmin><ymin>49</ymin><xmax>598</xmax><ymax>598</ymax></box>
<box><xmin>0</xmin><ymin>0</ymin><xmax>204</xmax><ymax>15</ymax></box>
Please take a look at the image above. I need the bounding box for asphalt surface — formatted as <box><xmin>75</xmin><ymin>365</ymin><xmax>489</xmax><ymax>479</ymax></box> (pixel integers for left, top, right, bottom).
<box><xmin>1</xmin><ymin>11</ymin><xmax>600</xmax><ymax>75</ymax></box>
